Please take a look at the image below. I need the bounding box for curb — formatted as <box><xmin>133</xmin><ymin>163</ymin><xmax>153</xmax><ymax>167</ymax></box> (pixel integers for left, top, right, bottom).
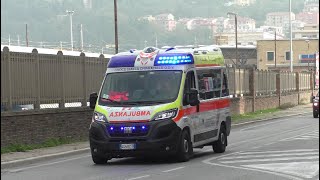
<box><xmin>1</xmin><ymin>148</ymin><xmax>90</xmax><ymax>169</ymax></box>
<box><xmin>231</xmin><ymin>111</ymin><xmax>311</xmax><ymax>128</ymax></box>
<box><xmin>1</xmin><ymin>111</ymin><xmax>311</xmax><ymax>169</ymax></box>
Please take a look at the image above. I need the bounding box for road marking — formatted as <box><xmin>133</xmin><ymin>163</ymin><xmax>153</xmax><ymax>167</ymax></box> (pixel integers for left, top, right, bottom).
<box><xmin>202</xmin><ymin>152</ymin><xmax>303</xmax><ymax>180</ymax></box>
<box><xmin>127</xmin><ymin>175</ymin><xmax>150</xmax><ymax>180</ymax></box>
<box><xmin>204</xmin><ymin>149</ymin><xmax>319</xmax><ymax>180</ymax></box>
<box><xmin>220</xmin><ymin>152</ymin><xmax>319</xmax><ymax>160</ymax></box>
<box><xmin>280</xmin><ymin>130</ymin><xmax>319</xmax><ymax>142</ymax></box>
<box><xmin>221</xmin><ymin>156</ymin><xmax>319</xmax><ymax>164</ymax></box>
<box><xmin>162</xmin><ymin>166</ymin><xmax>185</xmax><ymax>173</ymax></box>
<box><xmin>237</xmin><ymin>149</ymin><xmax>319</xmax><ymax>155</ymax></box>
<box><xmin>243</xmin><ymin>161</ymin><xmax>319</xmax><ymax>179</ymax></box>
<box><xmin>203</xmin><ymin>125</ymin><xmax>315</xmax><ymax>153</ymax></box>
<box><xmin>7</xmin><ymin>155</ymin><xmax>91</xmax><ymax>172</ymax></box>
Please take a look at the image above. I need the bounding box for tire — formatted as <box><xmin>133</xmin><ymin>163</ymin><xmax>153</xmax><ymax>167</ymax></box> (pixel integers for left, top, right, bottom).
<box><xmin>91</xmin><ymin>149</ymin><xmax>109</xmax><ymax>164</ymax></box>
<box><xmin>213</xmin><ymin>124</ymin><xmax>227</xmax><ymax>153</ymax></box>
<box><xmin>313</xmin><ymin>111</ymin><xmax>319</xmax><ymax>118</ymax></box>
<box><xmin>176</xmin><ymin>130</ymin><xmax>193</xmax><ymax>162</ymax></box>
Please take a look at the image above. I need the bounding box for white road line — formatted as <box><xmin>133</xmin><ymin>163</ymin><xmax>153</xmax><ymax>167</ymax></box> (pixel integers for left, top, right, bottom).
<box><xmin>280</xmin><ymin>130</ymin><xmax>319</xmax><ymax>142</ymax></box>
<box><xmin>8</xmin><ymin>155</ymin><xmax>91</xmax><ymax>172</ymax></box>
<box><xmin>229</xmin><ymin>125</ymin><xmax>314</xmax><ymax>147</ymax></box>
<box><xmin>204</xmin><ymin>125</ymin><xmax>315</xmax><ymax>153</ymax></box>
<box><xmin>127</xmin><ymin>175</ymin><xmax>150</xmax><ymax>180</ymax></box>
<box><xmin>219</xmin><ymin>152</ymin><xmax>319</xmax><ymax>160</ymax></box>
<box><xmin>237</xmin><ymin>149</ymin><xmax>319</xmax><ymax>155</ymax></box>
<box><xmin>221</xmin><ymin>156</ymin><xmax>319</xmax><ymax>164</ymax></box>
<box><xmin>162</xmin><ymin>166</ymin><xmax>185</xmax><ymax>173</ymax></box>
<box><xmin>202</xmin><ymin>152</ymin><xmax>303</xmax><ymax>180</ymax></box>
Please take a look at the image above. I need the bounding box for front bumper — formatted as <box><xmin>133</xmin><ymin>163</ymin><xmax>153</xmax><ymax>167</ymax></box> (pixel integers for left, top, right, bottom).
<box><xmin>89</xmin><ymin>119</ymin><xmax>181</xmax><ymax>158</ymax></box>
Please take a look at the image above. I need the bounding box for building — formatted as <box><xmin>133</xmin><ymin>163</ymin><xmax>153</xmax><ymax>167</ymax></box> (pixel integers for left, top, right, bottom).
<box><xmin>219</xmin><ymin>45</ymin><xmax>257</xmax><ymax>68</ymax></box>
<box><xmin>214</xmin><ymin>31</ymin><xmax>284</xmax><ymax>46</ymax></box>
<box><xmin>233</xmin><ymin>0</ymin><xmax>256</xmax><ymax>6</ymax></box>
<box><xmin>138</xmin><ymin>15</ymin><xmax>156</xmax><ymax>22</ymax></box>
<box><xmin>227</xmin><ymin>16</ymin><xmax>256</xmax><ymax>32</ymax></box>
<box><xmin>214</xmin><ymin>17</ymin><xmax>230</xmax><ymax>33</ymax></box>
<box><xmin>296</xmin><ymin>12</ymin><xmax>319</xmax><ymax>24</ymax></box>
<box><xmin>265</xmin><ymin>12</ymin><xmax>296</xmax><ymax>27</ymax></box>
<box><xmin>83</xmin><ymin>0</ymin><xmax>92</xmax><ymax>9</ymax></box>
<box><xmin>154</xmin><ymin>13</ymin><xmax>177</xmax><ymax>31</ymax></box>
<box><xmin>293</xmin><ymin>24</ymin><xmax>319</xmax><ymax>39</ymax></box>
<box><xmin>283</xmin><ymin>20</ymin><xmax>306</xmax><ymax>34</ymax></box>
<box><xmin>186</xmin><ymin>18</ymin><xmax>215</xmax><ymax>30</ymax></box>
<box><xmin>258</xmin><ymin>26</ymin><xmax>285</xmax><ymax>37</ymax></box>
<box><xmin>303</xmin><ymin>3</ymin><xmax>319</xmax><ymax>12</ymax></box>
<box><xmin>256</xmin><ymin>39</ymin><xmax>319</xmax><ymax>72</ymax></box>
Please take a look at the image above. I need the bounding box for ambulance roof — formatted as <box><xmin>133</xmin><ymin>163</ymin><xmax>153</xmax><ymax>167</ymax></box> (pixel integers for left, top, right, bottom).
<box><xmin>107</xmin><ymin>46</ymin><xmax>224</xmax><ymax>68</ymax></box>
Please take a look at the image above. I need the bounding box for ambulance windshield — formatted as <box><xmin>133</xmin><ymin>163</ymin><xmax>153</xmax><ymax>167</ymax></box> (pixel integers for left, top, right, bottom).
<box><xmin>99</xmin><ymin>70</ymin><xmax>182</xmax><ymax>106</ymax></box>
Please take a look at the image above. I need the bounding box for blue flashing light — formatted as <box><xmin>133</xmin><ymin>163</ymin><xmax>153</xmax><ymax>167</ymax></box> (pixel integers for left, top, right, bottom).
<box><xmin>132</xmin><ymin>127</ymin><xmax>136</xmax><ymax>130</ymax></box>
<box><xmin>121</xmin><ymin>127</ymin><xmax>124</xmax><ymax>130</ymax></box>
<box><xmin>142</xmin><ymin>126</ymin><xmax>146</xmax><ymax>130</ymax></box>
<box><xmin>110</xmin><ymin>127</ymin><xmax>114</xmax><ymax>131</ymax></box>
<box><xmin>155</xmin><ymin>54</ymin><xmax>194</xmax><ymax>66</ymax></box>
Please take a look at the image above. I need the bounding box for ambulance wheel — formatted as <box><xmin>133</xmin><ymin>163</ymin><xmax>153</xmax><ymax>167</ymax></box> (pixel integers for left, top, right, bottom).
<box><xmin>91</xmin><ymin>150</ymin><xmax>109</xmax><ymax>164</ymax></box>
<box><xmin>177</xmin><ymin>130</ymin><xmax>192</xmax><ymax>162</ymax></box>
<box><xmin>213</xmin><ymin>124</ymin><xmax>227</xmax><ymax>153</ymax></box>
<box><xmin>313</xmin><ymin>111</ymin><xmax>319</xmax><ymax>118</ymax></box>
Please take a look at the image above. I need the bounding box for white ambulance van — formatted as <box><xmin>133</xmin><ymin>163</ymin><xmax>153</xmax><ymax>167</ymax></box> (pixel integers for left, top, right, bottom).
<box><xmin>89</xmin><ymin>46</ymin><xmax>231</xmax><ymax>164</ymax></box>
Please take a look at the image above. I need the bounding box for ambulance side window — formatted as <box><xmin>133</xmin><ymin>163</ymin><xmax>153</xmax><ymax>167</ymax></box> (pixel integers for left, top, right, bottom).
<box><xmin>197</xmin><ymin>69</ymin><xmax>222</xmax><ymax>100</ymax></box>
<box><xmin>183</xmin><ymin>71</ymin><xmax>196</xmax><ymax>106</ymax></box>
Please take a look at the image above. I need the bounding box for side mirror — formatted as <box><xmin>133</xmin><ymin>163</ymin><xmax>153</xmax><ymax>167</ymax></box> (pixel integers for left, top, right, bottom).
<box><xmin>188</xmin><ymin>88</ymin><xmax>200</xmax><ymax>106</ymax></box>
<box><xmin>89</xmin><ymin>92</ymin><xmax>98</xmax><ymax>109</ymax></box>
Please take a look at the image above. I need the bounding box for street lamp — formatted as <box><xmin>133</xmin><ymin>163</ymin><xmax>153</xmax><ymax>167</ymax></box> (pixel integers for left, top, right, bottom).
<box><xmin>289</xmin><ymin>0</ymin><xmax>293</xmax><ymax>72</ymax></box>
<box><xmin>227</xmin><ymin>12</ymin><xmax>240</xmax><ymax>96</ymax></box>
<box><xmin>66</xmin><ymin>10</ymin><xmax>74</xmax><ymax>51</ymax></box>
<box><xmin>227</xmin><ymin>12</ymin><xmax>238</xmax><ymax>68</ymax></box>
<box><xmin>114</xmin><ymin>0</ymin><xmax>119</xmax><ymax>54</ymax></box>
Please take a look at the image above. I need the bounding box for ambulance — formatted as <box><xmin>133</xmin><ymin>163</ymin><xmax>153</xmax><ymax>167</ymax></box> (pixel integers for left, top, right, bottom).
<box><xmin>89</xmin><ymin>46</ymin><xmax>231</xmax><ymax>164</ymax></box>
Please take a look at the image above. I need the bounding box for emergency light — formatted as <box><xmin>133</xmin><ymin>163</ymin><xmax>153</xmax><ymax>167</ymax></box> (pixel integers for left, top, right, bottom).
<box><xmin>155</xmin><ymin>54</ymin><xmax>194</xmax><ymax>66</ymax></box>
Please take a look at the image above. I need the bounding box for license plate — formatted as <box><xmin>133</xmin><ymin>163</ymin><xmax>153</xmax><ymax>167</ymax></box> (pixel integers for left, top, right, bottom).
<box><xmin>119</xmin><ymin>144</ymin><xmax>136</xmax><ymax>150</ymax></box>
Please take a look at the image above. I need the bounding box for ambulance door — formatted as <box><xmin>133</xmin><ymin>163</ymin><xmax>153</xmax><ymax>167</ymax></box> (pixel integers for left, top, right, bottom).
<box><xmin>195</xmin><ymin>68</ymin><xmax>220</xmax><ymax>144</ymax></box>
<box><xmin>182</xmin><ymin>70</ymin><xmax>200</xmax><ymax>143</ymax></box>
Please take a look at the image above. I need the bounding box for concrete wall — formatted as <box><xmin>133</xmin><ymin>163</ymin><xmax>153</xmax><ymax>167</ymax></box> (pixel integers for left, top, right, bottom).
<box><xmin>1</xmin><ymin>108</ymin><xmax>93</xmax><ymax>147</ymax></box>
<box><xmin>1</xmin><ymin>90</ymin><xmax>314</xmax><ymax>147</ymax></box>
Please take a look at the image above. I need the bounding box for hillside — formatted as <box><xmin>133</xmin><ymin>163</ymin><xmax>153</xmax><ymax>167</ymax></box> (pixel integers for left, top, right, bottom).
<box><xmin>1</xmin><ymin>0</ymin><xmax>306</xmax><ymax>53</ymax></box>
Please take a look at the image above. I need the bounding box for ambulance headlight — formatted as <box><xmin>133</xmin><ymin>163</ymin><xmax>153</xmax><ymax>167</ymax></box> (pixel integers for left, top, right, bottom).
<box><xmin>152</xmin><ymin>109</ymin><xmax>178</xmax><ymax>121</ymax></box>
<box><xmin>93</xmin><ymin>112</ymin><xmax>107</xmax><ymax>123</ymax></box>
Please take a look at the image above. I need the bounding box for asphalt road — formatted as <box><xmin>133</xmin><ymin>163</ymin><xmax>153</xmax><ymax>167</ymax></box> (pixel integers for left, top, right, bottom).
<box><xmin>2</xmin><ymin>114</ymin><xmax>319</xmax><ymax>180</ymax></box>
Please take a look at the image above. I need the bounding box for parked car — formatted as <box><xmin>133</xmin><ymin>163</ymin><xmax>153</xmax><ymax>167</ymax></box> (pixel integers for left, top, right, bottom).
<box><xmin>313</xmin><ymin>92</ymin><xmax>319</xmax><ymax>118</ymax></box>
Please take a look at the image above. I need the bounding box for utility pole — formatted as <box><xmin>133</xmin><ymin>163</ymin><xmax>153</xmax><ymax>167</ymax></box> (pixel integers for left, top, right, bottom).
<box><xmin>275</xmin><ymin>30</ymin><xmax>277</xmax><ymax>69</ymax></box>
<box><xmin>80</xmin><ymin>24</ymin><xmax>84</xmax><ymax>51</ymax></box>
<box><xmin>114</xmin><ymin>0</ymin><xmax>119</xmax><ymax>54</ymax></box>
<box><xmin>289</xmin><ymin>0</ymin><xmax>293</xmax><ymax>72</ymax></box>
<box><xmin>8</xmin><ymin>34</ymin><xmax>11</xmax><ymax>46</ymax></box>
<box><xmin>66</xmin><ymin>10</ymin><xmax>74</xmax><ymax>51</ymax></box>
<box><xmin>26</xmin><ymin>24</ymin><xmax>29</xmax><ymax>47</ymax></box>
<box><xmin>17</xmin><ymin>35</ymin><xmax>20</xmax><ymax>46</ymax></box>
<box><xmin>155</xmin><ymin>34</ymin><xmax>158</xmax><ymax>48</ymax></box>
<box><xmin>60</xmin><ymin>41</ymin><xmax>63</xmax><ymax>50</ymax></box>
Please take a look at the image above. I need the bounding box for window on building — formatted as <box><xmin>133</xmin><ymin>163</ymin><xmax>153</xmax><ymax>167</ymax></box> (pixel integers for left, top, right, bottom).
<box><xmin>267</xmin><ymin>51</ymin><xmax>274</xmax><ymax>61</ymax></box>
<box><xmin>286</xmin><ymin>51</ymin><xmax>291</xmax><ymax>61</ymax></box>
